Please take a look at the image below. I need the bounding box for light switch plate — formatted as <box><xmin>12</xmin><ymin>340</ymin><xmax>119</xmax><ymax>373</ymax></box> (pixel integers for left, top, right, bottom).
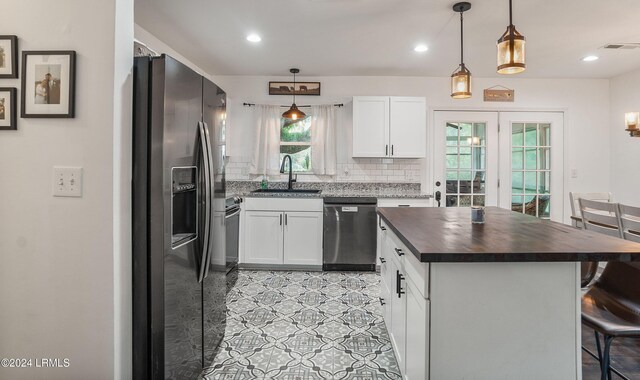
<box><xmin>53</xmin><ymin>167</ymin><xmax>83</xmax><ymax>197</ymax></box>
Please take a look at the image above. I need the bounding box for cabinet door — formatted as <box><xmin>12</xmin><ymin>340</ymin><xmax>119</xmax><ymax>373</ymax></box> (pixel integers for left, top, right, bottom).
<box><xmin>283</xmin><ymin>212</ymin><xmax>323</xmax><ymax>266</ymax></box>
<box><xmin>352</xmin><ymin>96</ymin><xmax>390</xmax><ymax>157</ymax></box>
<box><xmin>390</xmin><ymin>263</ymin><xmax>407</xmax><ymax>374</ymax></box>
<box><xmin>390</xmin><ymin>97</ymin><xmax>426</xmax><ymax>158</ymax></box>
<box><xmin>243</xmin><ymin>211</ymin><xmax>283</xmax><ymax>264</ymax></box>
<box><xmin>405</xmin><ymin>278</ymin><xmax>429</xmax><ymax>380</ymax></box>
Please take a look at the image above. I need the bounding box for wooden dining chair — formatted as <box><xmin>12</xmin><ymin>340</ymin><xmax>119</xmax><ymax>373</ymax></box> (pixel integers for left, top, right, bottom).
<box><xmin>618</xmin><ymin>203</ymin><xmax>640</xmax><ymax>244</ymax></box>
<box><xmin>578</xmin><ymin>197</ymin><xmax>620</xmax><ymax>288</ymax></box>
<box><xmin>579</xmin><ymin>198</ymin><xmax>623</xmax><ymax>238</ymax></box>
<box><xmin>582</xmin><ymin>262</ymin><xmax>640</xmax><ymax>380</ymax></box>
<box><xmin>570</xmin><ymin>192</ymin><xmax>613</xmax><ymax>229</ymax></box>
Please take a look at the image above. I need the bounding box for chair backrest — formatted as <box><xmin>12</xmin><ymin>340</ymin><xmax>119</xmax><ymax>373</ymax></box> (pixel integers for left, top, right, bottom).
<box><xmin>569</xmin><ymin>192</ymin><xmax>612</xmax><ymax>228</ymax></box>
<box><xmin>579</xmin><ymin>198</ymin><xmax>623</xmax><ymax>238</ymax></box>
<box><xmin>618</xmin><ymin>203</ymin><xmax>640</xmax><ymax>243</ymax></box>
<box><xmin>580</xmin><ymin>261</ymin><xmax>599</xmax><ymax>288</ymax></box>
<box><xmin>589</xmin><ymin>262</ymin><xmax>640</xmax><ymax>322</ymax></box>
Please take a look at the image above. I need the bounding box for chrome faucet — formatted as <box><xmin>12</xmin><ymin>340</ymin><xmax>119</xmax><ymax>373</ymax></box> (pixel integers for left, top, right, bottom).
<box><xmin>280</xmin><ymin>155</ymin><xmax>297</xmax><ymax>190</ymax></box>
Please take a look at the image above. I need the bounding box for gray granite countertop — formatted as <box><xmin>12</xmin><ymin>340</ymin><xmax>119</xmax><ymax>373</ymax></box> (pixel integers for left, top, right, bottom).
<box><xmin>226</xmin><ymin>181</ymin><xmax>432</xmax><ymax>199</ymax></box>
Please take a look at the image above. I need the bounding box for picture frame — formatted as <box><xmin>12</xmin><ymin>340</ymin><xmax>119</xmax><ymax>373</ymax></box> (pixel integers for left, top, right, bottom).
<box><xmin>21</xmin><ymin>50</ymin><xmax>76</xmax><ymax>118</ymax></box>
<box><xmin>269</xmin><ymin>81</ymin><xmax>321</xmax><ymax>96</ymax></box>
<box><xmin>0</xmin><ymin>35</ymin><xmax>18</xmax><ymax>78</ymax></box>
<box><xmin>0</xmin><ymin>87</ymin><xmax>17</xmax><ymax>130</ymax></box>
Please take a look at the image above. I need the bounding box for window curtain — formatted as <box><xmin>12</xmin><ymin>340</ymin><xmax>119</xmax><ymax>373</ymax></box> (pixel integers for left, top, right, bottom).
<box><xmin>249</xmin><ymin>105</ymin><xmax>282</xmax><ymax>176</ymax></box>
<box><xmin>310</xmin><ymin>105</ymin><xmax>337</xmax><ymax>175</ymax></box>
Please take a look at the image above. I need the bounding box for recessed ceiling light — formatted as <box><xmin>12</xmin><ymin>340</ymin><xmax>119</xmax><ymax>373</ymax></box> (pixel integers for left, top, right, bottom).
<box><xmin>246</xmin><ymin>34</ymin><xmax>262</xmax><ymax>43</ymax></box>
<box><xmin>414</xmin><ymin>44</ymin><xmax>429</xmax><ymax>53</ymax></box>
<box><xmin>582</xmin><ymin>55</ymin><xmax>599</xmax><ymax>62</ymax></box>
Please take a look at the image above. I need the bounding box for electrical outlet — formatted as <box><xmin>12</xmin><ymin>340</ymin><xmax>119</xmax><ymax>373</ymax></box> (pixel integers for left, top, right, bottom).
<box><xmin>53</xmin><ymin>167</ymin><xmax>83</xmax><ymax>197</ymax></box>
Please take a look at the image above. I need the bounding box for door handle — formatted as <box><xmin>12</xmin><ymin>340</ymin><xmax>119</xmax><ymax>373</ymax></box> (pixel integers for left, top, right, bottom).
<box><xmin>379</xmin><ymin>224</ymin><xmax>386</xmax><ymax>231</ymax></box>
<box><xmin>202</xmin><ymin>122</ymin><xmax>215</xmax><ymax>280</ymax></box>
<box><xmin>280</xmin><ymin>214</ymin><xmax>283</xmax><ymax>226</ymax></box>
<box><xmin>379</xmin><ymin>297</ymin><xmax>386</xmax><ymax>306</ymax></box>
<box><xmin>197</xmin><ymin>122</ymin><xmax>211</xmax><ymax>283</ymax></box>
<box><xmin>394</xmin><ymin>247</ymin><xmax>405</xmax><ymax>256</ymax></box>
<box><xmin>385</xmin><ymin>145</ymin><xmax>388</xmax><ymax>156</ymax></box>
<box><xmin>396</xmin><ymin>270</ymin><xmax>405</xmax><ymax>297</ymax></box>
<box><xmin>391</xmin><ymin>145</ymin><xmax>394</xmax><ymax>156</ymax></box>
<box><xmin>379</xmin><ymin>257</ymin><xmax>386</xmax><ymax>264</ymax></box>
<box><xmin>435</xmin><ymin>190</ymin><xmax>442</xmax><ymax>208</ymax></box>
<box><xmin>285</xmin><ymin>213</ymin><xmax>288</xmax><ymax>226</ymax></box>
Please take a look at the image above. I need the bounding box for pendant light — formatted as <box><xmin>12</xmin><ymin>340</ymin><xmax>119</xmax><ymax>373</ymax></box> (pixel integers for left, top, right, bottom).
<box><xmin>497</xmin><ymin>0</ymin><xmax>526</xmax><ymax>74</ymax></box>
<box><xmin>451</xmin><ymin>2</ymin><xmax>472</xmax><ymax>99</ymax></box>
<box><xmin>282</xmin><ymin>68</ymin><xmax>306</xmax><ymax>120</ymax></box>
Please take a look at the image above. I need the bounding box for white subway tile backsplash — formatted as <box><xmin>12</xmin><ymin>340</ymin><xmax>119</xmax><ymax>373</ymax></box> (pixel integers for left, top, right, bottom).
<box><xmin>225</xmin><ymin>155</ymin><xmax>422</xmax><ymax>183</ymax></box>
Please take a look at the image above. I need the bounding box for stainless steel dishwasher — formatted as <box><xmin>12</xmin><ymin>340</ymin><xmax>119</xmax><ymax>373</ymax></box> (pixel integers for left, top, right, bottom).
<box><xmin>323</xmin><ymin>197</ymin><xmax>377</xmax><ymax>271</ymax></box>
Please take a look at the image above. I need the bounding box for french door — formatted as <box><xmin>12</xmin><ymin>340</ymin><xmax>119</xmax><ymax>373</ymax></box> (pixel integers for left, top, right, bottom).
<box><xmin>434</xmin><ymin>111</ymin><xmax>564</xmax><ymax>222</ymax></box>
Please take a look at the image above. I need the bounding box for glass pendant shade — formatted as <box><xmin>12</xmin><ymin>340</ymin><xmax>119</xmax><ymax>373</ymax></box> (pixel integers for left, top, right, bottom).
<box><xmin>451</xmin><ymin>64</ymin><xmax>471</xmax><ymax>99</ymax></box>
<box><xmin>497</xmin><ymin>25</ymin><xmax>526</xmax><ymax>74</ymax></box>
<box><xmin>282</xmin><ymin>103</ymin><xmax>305</xmax><ymax>120</ymax></box>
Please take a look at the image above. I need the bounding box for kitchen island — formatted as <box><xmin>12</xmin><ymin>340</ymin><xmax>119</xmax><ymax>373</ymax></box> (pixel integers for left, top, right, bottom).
<box><xmin>376</xmin><ymin>207</ymin><xmax>640</xmax><ymax>380</ymax></box>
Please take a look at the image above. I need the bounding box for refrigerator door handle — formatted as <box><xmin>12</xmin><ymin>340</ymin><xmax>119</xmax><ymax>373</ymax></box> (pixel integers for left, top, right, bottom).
<box><xmin>202</xmin><ymin>121</ymin><xmax>216</xmax><ymax>279</ymax></box>
<box><xmin>197</xmin><ymin>121</ymin><xmax>212</xmax><ymax>283</ymax></box>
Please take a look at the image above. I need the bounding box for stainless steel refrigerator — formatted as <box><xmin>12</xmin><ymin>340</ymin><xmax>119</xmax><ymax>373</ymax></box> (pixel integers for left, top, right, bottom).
<box><xmin>132</xmin><ymin>54</ymin><xmax>227</xmax><ymax>379</ymax></box>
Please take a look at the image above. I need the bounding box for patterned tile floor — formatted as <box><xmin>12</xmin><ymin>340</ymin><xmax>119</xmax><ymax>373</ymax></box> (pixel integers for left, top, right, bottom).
<box><xmin>203</xmin><ymin>270</ymin><xmax>640</xmax><ymax>380</ymax></box>
<box><xmin>201</xmin><ymin>270</ymin><xmax>401</xmax><ymax>380</ymax></box>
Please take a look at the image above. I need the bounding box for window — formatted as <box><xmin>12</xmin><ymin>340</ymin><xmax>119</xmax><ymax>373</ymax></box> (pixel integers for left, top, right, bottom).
<box><xmin>280</xmin><ymin>116</ymin><xmax>312</xmax><ymax>172</ymax></box>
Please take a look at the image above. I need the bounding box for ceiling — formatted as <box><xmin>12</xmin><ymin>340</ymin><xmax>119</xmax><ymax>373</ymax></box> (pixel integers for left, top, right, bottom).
<box><xmin>134</xmin><ymin>0</ymin><xmax>640</xmax><ymax>78</ymax></box>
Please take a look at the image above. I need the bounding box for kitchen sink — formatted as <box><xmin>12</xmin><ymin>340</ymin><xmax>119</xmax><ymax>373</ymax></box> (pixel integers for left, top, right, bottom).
<box><xmin>251</xmin><ymin>189</ymin><xmax>322</xmax><ymax>194</ymax></box>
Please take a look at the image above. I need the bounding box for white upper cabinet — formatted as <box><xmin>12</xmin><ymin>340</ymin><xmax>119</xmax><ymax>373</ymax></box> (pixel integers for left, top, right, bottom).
<box><xmin>352</xmin><ymin>96</ymin><xmax>390</xmax><ymax>157</ymax></box>
<box><xmin>390</xmin><ymin>97</ymin><xmax>427</xmax><ymax>158</ymax></box>
<box><xmin>352</xmin><ymin>96</ymin><xmax>426</xmax><ymax>158</ymax></box>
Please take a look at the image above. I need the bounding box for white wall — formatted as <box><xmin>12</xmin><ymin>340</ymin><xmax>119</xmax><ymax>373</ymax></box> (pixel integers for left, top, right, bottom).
<box><xmin>609</xmin><ymin>67</ymin><xmax>640</xmax><ymax>205</ymax></box>
<box><xmin>0</xmin><ymin>1</ymin><xmax>133</xmax><ymax>379</ymax></box>
<box><xmin>213</xmin><ymin>75</ymin><xmax>610</xmax><ymax>219</ymax></box>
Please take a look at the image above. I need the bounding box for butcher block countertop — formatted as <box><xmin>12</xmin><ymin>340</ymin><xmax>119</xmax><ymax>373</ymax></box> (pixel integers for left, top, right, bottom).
<box><xmin>377</xmin><ymin>206</ymin><xmax>640</xmax><ymax>263</ymax></box>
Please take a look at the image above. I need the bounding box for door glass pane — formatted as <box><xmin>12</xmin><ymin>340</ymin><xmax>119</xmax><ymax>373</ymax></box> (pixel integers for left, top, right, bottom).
<box><xmin>512</xmin><ymin>148</ymin><xmax>523</xmax><ymax>170</ymax></box>
<box><xmin>511</xmin><ymin>196</ymin><xmax>524</xmax><ymax>213</ymax></box>
<box><xmin>473</xmin><ymin>123</ymin><xmax>486</xmax><ymax>146</ymax></box>
<box><xmin>525</xmin><ymin>148</ymin><xmax>537</xmax><ymax>169</ymax></box>
<box><xmin>511</xmin><ymin>123</ymin><xmax>552</xmax><ymax>219</ymax></box>
<box><xmin>539</xmin><ymin>124</ymin><xmax>550</xmax><ymax>146</ymax></box>
<box><xmin>473</xmin><ymin>195</ymin><xmax>485</xmax><ymax>206</ymax></box>
<box><xmin>444</xmin><ymin>122</ymin><xmax>488</xmax><ymax>207</ymax></box>
<box><xmin>538</xmin><ymin>148</ymin><xmax>550</xmax><ymax>170</ymax></box>
<box><xmin>512</xmin><ymin>123</ymin><xmax>524</xmax><ymax>146</ymax></box>
<box><xmin>459</xmin><ymin>147</ymin><xmax>472</xmax><ymax>169</ymax></box>
<box><xmin>525</xmin><ymin>124</ymin><xmax>537</xmax><ymax>146</ymax></box>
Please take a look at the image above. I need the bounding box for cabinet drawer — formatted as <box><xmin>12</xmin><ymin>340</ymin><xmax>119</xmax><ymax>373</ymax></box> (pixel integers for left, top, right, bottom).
<box><xmin>377</xmin><ymin>198</ymin><xmax>432</xmax><ymax>207</ymax></box>
<box><xmin>387</xmin><ymin>228</ymin><xmax>429</xmax><ymax>299</ymax></box>
<box><xmin>244</xmin><ymin>197</ymin><xmax>323</xmax><ymax>212</ymax></box>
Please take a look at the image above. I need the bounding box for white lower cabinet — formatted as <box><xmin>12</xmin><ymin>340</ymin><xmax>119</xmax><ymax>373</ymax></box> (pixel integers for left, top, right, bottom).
<box><xmin>379</xmin><ymin>219</ymin><xmax>430</xmax><ymax>380</ymax></box>
<box><xmin>242</xmin><ymin>201</ymin><xmax>323</xmax><ymax>266</ymax></box>
<box><xmin>244</xmin><ymin>211</ymin><xmax>284</xmax><ymax>264</ymax></box>
<box><xmin>405</xmin><ymin>278</ymin><xmax>429</xmax><ymax>380</ymax></box>
<box><xmin>283</xmin><ymin>211</ymin><xmax>323</xmax><ymax>266</ymax></box>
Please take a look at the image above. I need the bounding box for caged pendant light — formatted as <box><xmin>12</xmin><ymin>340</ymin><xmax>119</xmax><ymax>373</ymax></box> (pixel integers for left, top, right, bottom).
<box><xmin>451</xmin><ymin>2</ymin><xmax>472</xmax><ymax>99</ymax></box>
<box><xmin>282</xmin><ymin>68</ymin><xmax>306</xmax><ymax>120</ymax></box>
<box><xmin>497</xmin><ymin>0</ymin><xmax>526</xmax><ymax>74</ymax></box>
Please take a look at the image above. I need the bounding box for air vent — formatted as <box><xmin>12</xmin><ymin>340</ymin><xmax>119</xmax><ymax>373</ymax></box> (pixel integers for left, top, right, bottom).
<box><xmin>602</xmin><ymin>43</ymin><xmax>640</xmax><ymax>50</ymax></box>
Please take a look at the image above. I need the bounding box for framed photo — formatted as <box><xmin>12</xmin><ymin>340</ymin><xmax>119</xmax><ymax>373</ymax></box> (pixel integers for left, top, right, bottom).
<box><xmin>269</xmin><ymin>81</ymin><xmax>321</xmax><ymax>96</ymax></box>
<box><xmin>0</xmin><ymin>88</ymin><xmax>17</xmax><ymax>130</ymax></box>
<box><xmin>0</xmin><ymin>35</ymin><xmax>18</xmax><ymax>78</ymax></box>
<box><xmin>21</xmin><ymin>50</ymin><xmax>76</xmax><ymax>118</ymax></box>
